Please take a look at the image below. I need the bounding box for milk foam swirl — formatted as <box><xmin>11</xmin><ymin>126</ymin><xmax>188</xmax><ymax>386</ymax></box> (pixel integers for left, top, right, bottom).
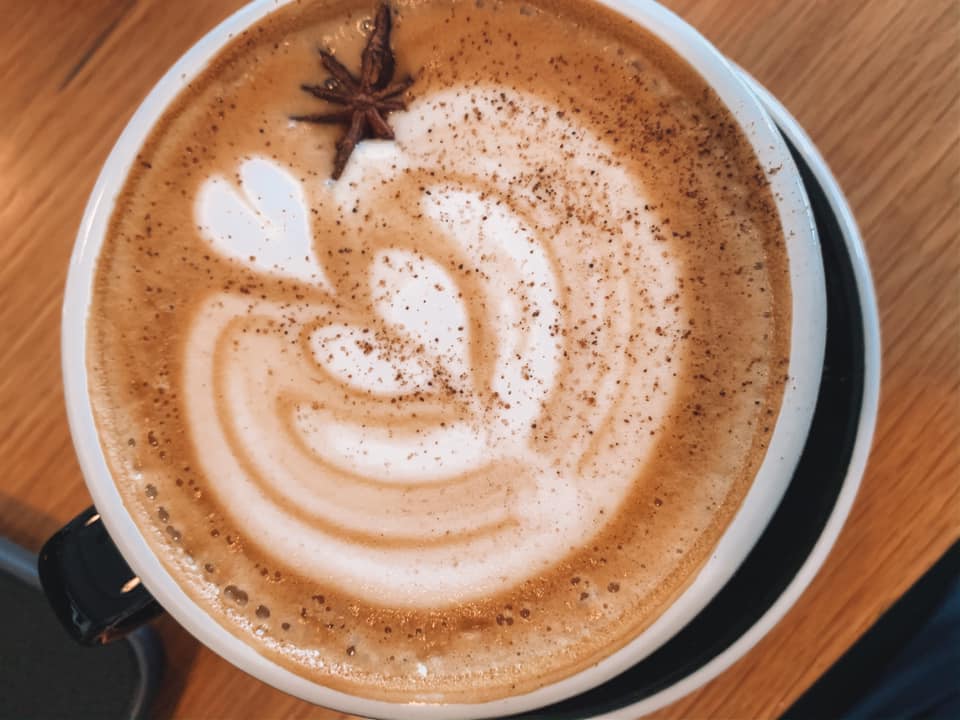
<box><xmin>185</xmin><ymin>87</ymin><xmax>682</xmax><ymax>606</ymax></box>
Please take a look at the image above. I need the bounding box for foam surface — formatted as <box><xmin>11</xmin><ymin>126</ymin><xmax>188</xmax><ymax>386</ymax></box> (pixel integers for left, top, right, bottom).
<box><xmin>183</xmin><ymin>88</ymin><xmax>677</xmax><ymax>605</ymax></box>
<box><xmin>87</xmin><ymin>0</ymin><xmax>791</xmax><ymax>703</ymax></box>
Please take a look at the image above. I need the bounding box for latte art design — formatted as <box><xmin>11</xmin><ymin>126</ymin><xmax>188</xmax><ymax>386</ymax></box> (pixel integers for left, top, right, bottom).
<box><xmin>185</xmin><ymin>88</ymin><xmax>680</xmax><ymax>606</ymax></box>
<box><xmin>89</xmin><ymin>0</ymin><xmax>794</xmax><ymax>700</ymax></box>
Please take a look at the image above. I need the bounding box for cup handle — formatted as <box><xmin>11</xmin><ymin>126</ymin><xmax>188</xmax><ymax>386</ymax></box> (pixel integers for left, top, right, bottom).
<box><xmin>38</xmin><ymin>506</ymin><xmax>163</xmax><ymax>645</ymax></box>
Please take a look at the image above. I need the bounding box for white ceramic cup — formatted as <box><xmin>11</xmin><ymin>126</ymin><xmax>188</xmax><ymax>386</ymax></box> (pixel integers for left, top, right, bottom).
<box><xmin>56</xmin><ymin>1</ymin><xmax>826</xmax><ymax>717</ymax></box>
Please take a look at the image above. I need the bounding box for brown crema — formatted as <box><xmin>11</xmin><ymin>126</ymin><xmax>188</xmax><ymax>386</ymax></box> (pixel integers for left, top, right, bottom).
<box><xmin>87</xmin><ymin>0</ymin><xmax>791</xmax><ymax>703</ymax></box>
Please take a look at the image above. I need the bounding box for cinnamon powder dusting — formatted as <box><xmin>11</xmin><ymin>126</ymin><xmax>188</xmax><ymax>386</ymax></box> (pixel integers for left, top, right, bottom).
<box><xmin>87</xmin><ymin>0</ymin><xmax>791</xmax><ymax>704</ymax></box>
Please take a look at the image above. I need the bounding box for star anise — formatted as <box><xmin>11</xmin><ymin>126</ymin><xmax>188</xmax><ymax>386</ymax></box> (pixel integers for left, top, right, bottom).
<box><xmin>291</xmin><ymin>3</ymin><xmax>414</xmax><ymax>179</ymax></box>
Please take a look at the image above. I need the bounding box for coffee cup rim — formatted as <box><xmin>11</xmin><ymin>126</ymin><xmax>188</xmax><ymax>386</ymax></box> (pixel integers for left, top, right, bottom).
<box><xmin>61</xmin><ymin>0</ymin><xmax>825</xmax><ymax>717</ymax></box>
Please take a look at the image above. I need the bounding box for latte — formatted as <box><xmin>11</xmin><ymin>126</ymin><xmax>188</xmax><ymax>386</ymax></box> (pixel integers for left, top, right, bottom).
<box><xmin>87</xmin><ymin>0</ymin><xmax>790</xmax><ymax>703</ymax></box>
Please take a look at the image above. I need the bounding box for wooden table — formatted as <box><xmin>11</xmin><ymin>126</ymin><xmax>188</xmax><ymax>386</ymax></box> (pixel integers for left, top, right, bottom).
<box><xmin>1</xmin><ymin>0</ymin><xmax>956</xmax><ymax>717</ymax></box>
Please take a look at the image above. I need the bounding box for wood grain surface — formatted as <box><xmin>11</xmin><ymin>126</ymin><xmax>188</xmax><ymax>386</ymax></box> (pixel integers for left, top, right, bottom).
<box><xmin>1</xmin><ymin>0</ymin><xmax>957</xmax><ymax>717</ymax></box>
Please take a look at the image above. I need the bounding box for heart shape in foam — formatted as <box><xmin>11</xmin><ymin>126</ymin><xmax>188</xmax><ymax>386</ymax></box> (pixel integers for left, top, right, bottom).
<box><xmin>184</xmin><ymin>86</ymin><xmax>681</xmax><ymax>607</ymax></box>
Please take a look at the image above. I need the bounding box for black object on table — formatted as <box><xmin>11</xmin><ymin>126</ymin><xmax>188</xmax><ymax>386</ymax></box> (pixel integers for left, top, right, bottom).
<box><xmin>0</xmin><ymin>536</ymin><xmax>162</xmax><ymax>720</ymax></box>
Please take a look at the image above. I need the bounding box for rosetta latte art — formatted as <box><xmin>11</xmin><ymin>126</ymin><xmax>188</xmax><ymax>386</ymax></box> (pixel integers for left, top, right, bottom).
<box><xmin>184</xmin><ymin>87</ymin><xmax>682</xmax><ymax>607</ymax></box>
